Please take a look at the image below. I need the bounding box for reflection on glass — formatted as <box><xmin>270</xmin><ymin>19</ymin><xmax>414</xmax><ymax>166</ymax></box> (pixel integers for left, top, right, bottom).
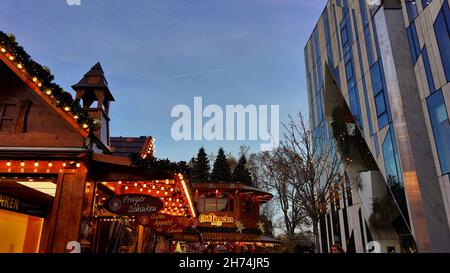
<box><xmin>382</xmin><ymin>127</ymin><xmax>410</xmax><ymax>225</ymax></box>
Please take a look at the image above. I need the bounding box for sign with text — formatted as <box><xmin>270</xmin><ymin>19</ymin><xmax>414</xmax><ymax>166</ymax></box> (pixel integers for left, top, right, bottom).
<box><xmin>105</xmin><ymin>194</ymin><xmax>163</xmax><ymax>216</ymax></box>
<box><xmin>199</xmin><ymin>213</ymin><xmax>234</xmax><ymax>226</ymax></box>
<box><xmin>0</xmin><ymin>192</ymin><xmax>48</xmax><ymax>217</ymax></box>
<box><xmin>138</xmin><ymin>213</ymin><xmax>187</xmax><ymax>234</ymax></box>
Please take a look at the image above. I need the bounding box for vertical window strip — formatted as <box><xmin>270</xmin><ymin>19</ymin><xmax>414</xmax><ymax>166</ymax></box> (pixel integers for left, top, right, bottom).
<box><xmin>421</xmin><ymin>46</ymin><xmax>436</xmax><ymax>93</ymax></box>
<box><xmin>426</xmin><ymin>89</ymin><xmax>450</xmax><ymax>174</ymax></box>
<box><xmin>433</xmin><ymin>2</ymin><xmax>450</xmax><ymax>82</ymax></box>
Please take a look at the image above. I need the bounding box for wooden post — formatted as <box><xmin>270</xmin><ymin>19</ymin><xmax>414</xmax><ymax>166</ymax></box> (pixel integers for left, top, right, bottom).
<box><xmin>41</xmin><ymin>166</ymin><xmax>88</xmax><ymax>253</ymax></box>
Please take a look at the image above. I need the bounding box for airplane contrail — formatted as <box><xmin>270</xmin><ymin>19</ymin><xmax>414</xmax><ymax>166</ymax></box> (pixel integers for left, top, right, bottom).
<box><xmin>156</xmin><ymin>66</ymin><xmax>245</xmax><ymax>80</ymax></box>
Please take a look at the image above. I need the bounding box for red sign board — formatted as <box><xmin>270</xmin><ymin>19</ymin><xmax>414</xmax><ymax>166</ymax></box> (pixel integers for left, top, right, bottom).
<box><xmin>138</xmin><ymin>213</ymin><xmax>187</xmax><ymax>234</ymax></box>
<box><xmin>105</xmin><ymin>194</ymin><xmax>163</xmax><ymax>216</ymax></box>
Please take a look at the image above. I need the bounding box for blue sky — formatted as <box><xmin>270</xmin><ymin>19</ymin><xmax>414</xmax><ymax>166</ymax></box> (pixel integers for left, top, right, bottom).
<box><xmin>1</xmin><ymin>0</ymin><xmax>326</xmax><ymax>161</ymax></box>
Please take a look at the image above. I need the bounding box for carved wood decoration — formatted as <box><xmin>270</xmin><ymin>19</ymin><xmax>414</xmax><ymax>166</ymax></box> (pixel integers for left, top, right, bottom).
<box><xmin>14</xmin><ymin>99</ymin><xmax>32</xmax><ymax>133</ymax></box>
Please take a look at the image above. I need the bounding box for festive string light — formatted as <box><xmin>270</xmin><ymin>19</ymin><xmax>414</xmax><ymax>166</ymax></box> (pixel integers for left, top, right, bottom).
<box><xmin>34</xmin><ymin>161</ymin><xmax>39</xmax><ymax>167</ymax></box>
<box><xmin>6</xmin><ymin>161</ymin><xmax>11</xmax><ymax>167</ymax></box>
<box><xmin>20</xmin><ymin>161</ymin><xmax>25</xmax><ymax>167</ymax></box>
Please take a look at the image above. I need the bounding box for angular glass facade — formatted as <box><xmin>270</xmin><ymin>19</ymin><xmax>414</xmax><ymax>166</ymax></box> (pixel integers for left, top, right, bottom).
<box><xmin>305</xmin><ymin>0</ymin><xmax>450</xmax><ymax>253</ymax></box>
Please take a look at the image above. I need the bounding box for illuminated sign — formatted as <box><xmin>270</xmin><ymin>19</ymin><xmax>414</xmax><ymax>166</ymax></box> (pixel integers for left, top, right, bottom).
<box><xmin>105</xmin><ymin>194</ymin><xmax>163</xmax><ymax>216</ymax></box>
<box><xmin>199</xmin><ymin>213</ymin><xmax>234</xmax><ymax>226</ymax></box>
<box><xmin>138</xmin><ymin>213</ymin><xmax>187</xmax><ymax>234</ymax></box>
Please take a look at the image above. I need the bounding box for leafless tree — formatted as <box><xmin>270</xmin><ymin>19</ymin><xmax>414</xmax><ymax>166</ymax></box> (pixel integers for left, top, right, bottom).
<box><xmin>254</xmin><ymin>112</ymin><xmax>344</xmax><ymax>251</ymax></box>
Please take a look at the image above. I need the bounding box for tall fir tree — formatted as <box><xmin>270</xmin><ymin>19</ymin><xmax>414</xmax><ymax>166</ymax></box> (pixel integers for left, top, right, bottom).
<box><xmin>191</xmin><ymin>147</ymin><xmax>210</xmax><ymax>182</ymax></box>
<box><xmin>211</xmin><ymin>147</ymin><xmax>232</xmax><ymax>182</ymax></box>
<box><xmin>233</xmin><ymin>154</ymin><xmax>253</xmax><ymax>185</ymax></box>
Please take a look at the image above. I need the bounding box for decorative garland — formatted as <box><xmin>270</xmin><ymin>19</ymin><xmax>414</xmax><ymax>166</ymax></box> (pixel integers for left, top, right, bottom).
<box><xmin>129</xmin><ymin>153</ymin><xmax>190</xmax><ymax>174</ymax></box>
<box><xmin>0</xmin><ymin>31</ymin><xmax>96</xmax><ymax>131</ymax></box>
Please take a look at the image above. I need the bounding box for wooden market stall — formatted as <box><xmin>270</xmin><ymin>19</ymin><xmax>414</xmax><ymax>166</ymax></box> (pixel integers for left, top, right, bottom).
<box><xmin>0</xmin><ymin>32</ymin><xmax>195</xmax><ymax>253</ymax></box>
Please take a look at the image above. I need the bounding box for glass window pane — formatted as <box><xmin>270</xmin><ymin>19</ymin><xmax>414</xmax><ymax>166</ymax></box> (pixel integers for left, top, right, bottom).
<box><xmin>375</xmin><ymin>92</ymin><xmax>387</xmax><ymax>116</ymax></box>
<box><xmin>345</xmin><ymin>60</ymin><xmax>353</xmax><ymax>81</ymax></box>
<box><xmin>205</xmin><ymin>198</ymin><xmax>216</xmax><ymax>211</ymax></box>
<box><xmin>382</xmin><ymin>127</ymin><xmax>409</xmax><ymax>222</ymax></box>
<box><xmin>370</xmin><ymin>62</ymin><xmax>383</xmax><ymax>94</ymax></box>
<box><xmin>364</xmin><ymin>25</ymin><xmax>374</xmax><ymax>66</ymax></box>
<box><xmin>427</xmin><ymin>90</ymin><xmax>450</xmax><ymax>174</ymax></box>
<box><xmin>349</xmin><ymin>86</ymin><xmax>362</xmax><ymax>129</ymax></box>
<box><xmin>422</xmin><ymin>46</ymin><xmax>436</xmax><ymax>93</ymax></box>
<box><xmin>421</xmin><ymin>0</ymin><xmax>432</xmax><ymax>9</ymax></box>
<box><xmin>434</xmin><ymin>4</ymin><xmax>450</xmax><ymax>82</ymax></box>
<box><xmin>378</xmin><ymin>113</ymin><xmax>389</xmax><ymax>129</ymax></box>
<box><xmin>406</xmin><ymin>23</ymin><xmax>420</xmax><ymax>64</ymax></box>
<box><xmin>406</xmin><ymin>1</ymin><xmax>419</xmax><ymax>23</ymax></box>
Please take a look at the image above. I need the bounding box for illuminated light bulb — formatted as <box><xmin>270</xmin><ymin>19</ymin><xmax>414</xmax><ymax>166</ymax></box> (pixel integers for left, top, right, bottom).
<box><xmin>118</xmin><ymin>181</ymin><xmax>122</xmax><ymax>184</ymax></box>
<box><xmin>17</xmin><ymin>63</ymin><xmax>23</xmax><ymax>69</ymax></box>
<box><xmin>0</xmin><ymin>48</ymin><xmax>6</xmax><ymax>53</ymax></box>
<box><xmin>20</xmin><ymin>161</ymin><xmax>25</xmax><ymax>167</ymax></box>
<box><xmin>152</xmin><ymin>185</ymin><xmax>156</xmax><ymax>189</ymax></box>
<box><xmin>38</xmin><ymin>82</ymin><xmax>42</xmax><ymax>87</ymax></box>
<box><xmin>73</xmin><ymin>115</ymin><xmax>79</xmax><ymax>120</ymax></box>
<box><xmin>140</xmin><ymin>188</ymin><xmax>143</xmax><ymax>192</ymax></box>
<box><xmin>166</xmin><ymin>180</ymin><xmax>169</xmax><ymax>185</ymax></box>
<box><xmin>34</xmin><ymin>161</ymin><xmax>39</xmax><ymax>167</ymax></box>
<box><xmin>76</xmin><ymin>162</ymin><xmax>81</xmax><ymax>168</ymax></box>
<box><xmin>6</xmin><ymin>161</ymin><xmax>12</xmax><ymax>167</ymax></box>
<box><xmin>176</xmin><ymin>199</ymin><xmax>179</xmax><ymax>202</ymax></box>
<box><xmin>32</xmin><ymin>77</ymin><xmax>38</xmax><ymax>82</ymax></box>
<box><xmin>148</xmin><ymin>189</ymin><xmax>151</xmax><ymax>193</ymax></box>
<box><xmin>125</xmin><ymin>186</ymin><xmax>129</xmax><ymax>190</ymax></box>
<box><xmin>170</xmin><ymin>188</ymin><xmax>174</xmax><ymax>192</ymax></box>
<box><xmin>134</xmin><ymin>182</ymin><xmax>138</xmax><ymax>187</ymax></box>
<box><xmin>179</xmin><ymin>204</ymin><xmax>182</xmax><ymax>207</ymax></box>
<box><xmin>168</xmin><ymin>198</ymin><xmax>172</xmax><ymax>201</ymax></box>
<box><xmin>48</xmin><ymin>161</ymin><xmax>53</xmax><ymax>167</ymax></box>
<box><xmin>161</xmin><ymin>186</ymin><xmax>165</xmax><ymax>190</ymax></box>
<box><xmin>62</xmin><ymin>162</ymin><xmax>67</xmax><ymax>167</ymax></box>
<box><xmin>143</xmin><ymin>184</ymin><xmax>147</xmax><ymax>188</ymax></box>
<box><xmin>45</xmin><ymin>89</ymin><xmax>52</xmax><ymax>95</ymax></box>
<box><xmin>156</xmin><ymin>190</ymin><xmax>160</xmax><ymax>194</ymax></box>
<box><xmin>172</xmin><ymin>203</ymin><xmax>175</xmax><ymax>206</ymax></box>
<box><xmin>164</xmin><ymin>192</ymin><xmax>168</xmax><ymax>195</ymax></box>
<box><xmin>64</xmin><ymin>106</ymin><xmax>70</xmax><ymax>112</ymax></box>
<box><xmin>8</xmin><ymin>55</ymin><xmax>14</xmax><ymax>61</ymax></box>
<box><xmin>165</xmin><ymin>202</ymin><xmax>168</xmax><ymax>205</ymax></box>
<box><xmin>82</xmin><ymin>124</ymin><xmax>89</xmax><ymax>129</ymax></box>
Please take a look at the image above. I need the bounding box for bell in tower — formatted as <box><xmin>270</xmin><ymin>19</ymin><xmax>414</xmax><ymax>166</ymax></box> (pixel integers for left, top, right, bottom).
<box><xmin>72</xmin><ymin>62</ymin><xmax>115</xmax><ymax>149</ymax></box>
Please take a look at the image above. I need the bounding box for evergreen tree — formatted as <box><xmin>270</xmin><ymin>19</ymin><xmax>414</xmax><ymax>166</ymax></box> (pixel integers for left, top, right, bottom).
<box><xmin>233</xmin><ymin>154</ymin><xmax>253</xmax><ymax>185</ymax></box>
<box><xmin>211</xmin><ymin>147</ymin><xmax>232</xmax><ymax>182</ymax></box>
<box><xmin>191</xmin><ymin>147</ymin><xmax>210</xmax><ymax>182</ymax></box>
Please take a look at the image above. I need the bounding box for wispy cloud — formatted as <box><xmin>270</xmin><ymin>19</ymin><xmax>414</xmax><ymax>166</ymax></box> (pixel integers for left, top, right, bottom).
<box><xmin>155</xmin><ymin>66</ymin><xmax>245</xmax><ymax>80</ymax></box>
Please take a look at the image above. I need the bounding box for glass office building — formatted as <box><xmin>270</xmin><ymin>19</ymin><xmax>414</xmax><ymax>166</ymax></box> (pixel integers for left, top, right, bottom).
<box><xmin>305</xmin><ymin>0</ymin><xmax>450</xmax><ymax>253</ymax></box>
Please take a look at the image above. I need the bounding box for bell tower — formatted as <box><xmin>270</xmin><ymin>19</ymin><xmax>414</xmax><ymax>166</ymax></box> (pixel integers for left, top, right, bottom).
<box><xmin>72</xmin><ymin>62</ymin><xmax>115</xmax><ymax>149</ymax></box>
